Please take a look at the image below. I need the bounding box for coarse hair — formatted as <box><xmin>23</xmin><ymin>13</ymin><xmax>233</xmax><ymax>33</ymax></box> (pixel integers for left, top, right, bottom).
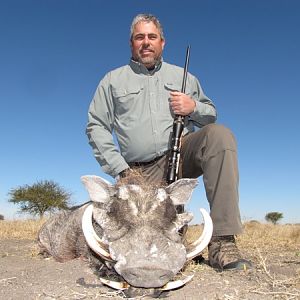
<box><xmin>130</xmin><ymin>13</ymin><xmax>164</xmax><ymax>41</ymax></box>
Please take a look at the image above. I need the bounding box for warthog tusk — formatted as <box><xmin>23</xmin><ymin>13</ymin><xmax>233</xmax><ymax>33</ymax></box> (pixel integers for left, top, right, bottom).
<box><xmin>82</xmin><ymin>204</ymin><xmax>115</xmax><ymax>262</ymax></box>
<box><xmin>186</xmin><ymin>208</ymin><xmax>213</xmax><ymax>260</ymax></box>
<box><xmin>160</xmin><ymin>274</ymin><xmax>194</xmax><ymax>291</ymax></box>
<box><xmin>99</xmin><ymin>275</ymin><xmax>194</xmax><ymax>291</ymax></box>
<box><xmin>99</xmin><ymin>277</ymin><xmax>129</xmax><ymax>290</ymax></box>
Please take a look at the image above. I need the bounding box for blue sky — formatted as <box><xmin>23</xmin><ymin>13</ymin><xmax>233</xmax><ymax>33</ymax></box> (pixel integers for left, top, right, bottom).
<box><xmin>0</xmin><ymin>0</ymin><xmax>299</xmax><ymax>224</ymax></box>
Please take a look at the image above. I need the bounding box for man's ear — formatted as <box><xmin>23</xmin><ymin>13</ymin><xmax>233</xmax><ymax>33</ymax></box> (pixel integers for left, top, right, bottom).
<box><xmin>161</xmin><ymin>38</ymin><xmax>166</xmax><ymax>50</ymax></box>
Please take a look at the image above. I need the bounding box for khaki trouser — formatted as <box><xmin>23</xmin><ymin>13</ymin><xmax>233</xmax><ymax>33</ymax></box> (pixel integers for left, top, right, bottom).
<box><xmin>130</xmin><ymin>124</ymin><xmax>243</xmax><ymax>236</ymax></box>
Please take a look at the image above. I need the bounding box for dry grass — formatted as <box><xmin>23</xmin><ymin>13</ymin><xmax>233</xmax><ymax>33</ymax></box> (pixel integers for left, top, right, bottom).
<box><xmin>239</xmin><ymin>222</ymin><xmax>300</xmax><ymax>298</ymax></box>
<box><xmin>186</xmin><ymin>222</ymin><xmax>300</xmax><ymax>251</ymax></box>
<box><xmin>0</xmin><ymin>219</ymin><xmax>46</xmax><ymax>240</ymax></box>
<box><xmin>239</xmin><ymin>222</ymin><xmax>300</xmax><ymax>250</ymax></box>
<box><xmin>186</xmin><ymin>222</ymin><xmax>300</xmax><ymax>299</ymax></box>
<box><xmin>1</xmin><ymin>218</ymin><xmax>299</xmax><ymax>247</ymax></box>
<box><xmin>1</xmin><ymin>219</ymin><xmax>299</xmax><ymax>299</ymax></box>
<box><xmin>186</xmin><ymin>222</ymin><xmax>300</xmax><ymax>269</ymax></box>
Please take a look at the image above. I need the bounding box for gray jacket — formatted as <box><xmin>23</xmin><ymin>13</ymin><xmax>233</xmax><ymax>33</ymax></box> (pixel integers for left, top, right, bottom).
<box><xmin>86</xmin><ymin>59</ymin><xmax>217</xmax><ymax>177</ymax></box>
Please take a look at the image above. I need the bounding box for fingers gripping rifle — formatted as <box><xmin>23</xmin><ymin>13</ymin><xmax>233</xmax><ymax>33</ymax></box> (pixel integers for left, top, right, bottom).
<box><xmin>166</xmin><ymin>46</ymin><xmax>190</xmax><ymax>214</ymax></box>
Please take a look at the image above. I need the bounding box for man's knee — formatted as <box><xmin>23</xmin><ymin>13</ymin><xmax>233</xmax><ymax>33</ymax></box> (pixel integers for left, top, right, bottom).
<box><xmin>202</xmin><ymin>124</ymin><xmax>237</xmax><ymax>154</ymax></box>
<box><xmin>203</xmin><ymin>124</ymin><xmax>234</xmax><ymax>137</ymax></box>
<box><xmin>181</xmin><ymin>124</ymin><xmax>236</xmax><ymax>174</ymax></box>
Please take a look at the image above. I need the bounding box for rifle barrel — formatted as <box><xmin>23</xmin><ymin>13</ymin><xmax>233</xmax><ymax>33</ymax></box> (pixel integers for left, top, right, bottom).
<box><xmin>166</xmin><ymin>46</ymin><xmax>191</xmax><ymax>185</ymax></box>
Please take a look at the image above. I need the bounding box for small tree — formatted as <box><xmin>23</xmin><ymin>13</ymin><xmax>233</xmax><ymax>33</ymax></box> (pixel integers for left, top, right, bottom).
<box><xmin>8</xmin><ymin>180</ymin><xmax>71</xmax><ymax>218</ymax></box>
<box><xmin>265</xmin><ymin>212</ymin><xmax>283</xmax><ymax>225</ymax></box>
<box><xmin>0</xmin><ymin>214</ymin><xmax>4</xmax><ymax>220</ymax></box>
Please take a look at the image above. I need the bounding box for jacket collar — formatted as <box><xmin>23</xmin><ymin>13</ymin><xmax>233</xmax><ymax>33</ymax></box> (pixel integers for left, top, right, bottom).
<box><xmin>129</xmin><ymin>58</ymin><xmax>163</xmax><ymax>75</ymax></box>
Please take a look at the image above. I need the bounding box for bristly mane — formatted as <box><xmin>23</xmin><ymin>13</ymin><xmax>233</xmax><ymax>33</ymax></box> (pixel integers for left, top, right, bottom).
<box><xmin>116</xmin><ymin>169</ymin><xmax>167</xmax><ymax>189</ymax></box>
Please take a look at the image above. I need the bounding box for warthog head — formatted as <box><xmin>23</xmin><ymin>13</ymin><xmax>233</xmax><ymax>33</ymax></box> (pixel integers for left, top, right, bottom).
<box><xmin>81</xmin><ymin>175</ymin><xmax>213</xmax><ymax>291</ymax></box>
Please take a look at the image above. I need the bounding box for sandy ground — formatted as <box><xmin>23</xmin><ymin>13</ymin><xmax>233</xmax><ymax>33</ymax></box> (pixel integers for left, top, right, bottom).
<box><xmin>0</xmin><ymin>239</ymin><xmax>299</xmax><ymax>300</ymax></box>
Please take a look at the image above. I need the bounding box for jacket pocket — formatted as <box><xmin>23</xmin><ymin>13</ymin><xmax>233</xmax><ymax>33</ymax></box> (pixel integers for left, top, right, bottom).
<box><xmin>111</xmin><ymin>84</ymin><xmax>143</xmax><ymax>121</ymax></box>
<box><xmin>164</xmin><ymin>83</ymin><xmax>191</xmax><ymax>95</ymax></box>
<box><xmin>112</xmin><ymin>84</ymin><xmax>141</xmax><ymax>98</ymax></box>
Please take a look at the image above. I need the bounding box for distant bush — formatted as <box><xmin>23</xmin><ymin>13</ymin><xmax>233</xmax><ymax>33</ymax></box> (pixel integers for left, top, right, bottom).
<box><xmin>265</xmin><ymin>212</ymin><xmax>283</xmax><ymax>225</ymax></box>
<box><xmin>249</xmin><ymin>220</ymin><xmax>260</xmax><ymax>224</ymax></box>
<box><xmin>0</xmin><ymin>214</ymin><xmax>4</xmax><ymax>220</ymax></box>
<box><xmin>8</xmin><ymin>180</ymin><xmax>71</xmax><ymax>219</ymax></box>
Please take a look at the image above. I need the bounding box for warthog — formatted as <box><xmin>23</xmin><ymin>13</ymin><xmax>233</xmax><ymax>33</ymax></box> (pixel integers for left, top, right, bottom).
<box><xmin>38</xmin><ymin>175</ymin><xmax>213</xmax><ymax>294</ymax></box>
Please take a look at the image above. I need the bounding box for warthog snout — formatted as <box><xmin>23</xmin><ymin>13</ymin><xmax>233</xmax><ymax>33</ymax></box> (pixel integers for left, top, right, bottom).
<box><xmin>122</xmin><ymin>267</ymin><xmax>173</xmax><ymax>288</ymax></box>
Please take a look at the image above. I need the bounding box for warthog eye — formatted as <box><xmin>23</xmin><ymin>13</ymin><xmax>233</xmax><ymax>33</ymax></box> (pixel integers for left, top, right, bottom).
<box><xmin>156</xmin><ymin>188</ymin><xmax>167</xmax><ymax>202</ymax></box>
<box><xmin>117</xmin><ymin>186</ymin><xmax>130</xmax><ymax>200</ymax></box>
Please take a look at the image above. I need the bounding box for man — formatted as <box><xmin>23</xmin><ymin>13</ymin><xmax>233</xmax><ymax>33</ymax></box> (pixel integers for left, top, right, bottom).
<box><xmin>86</xmin><ymin>14</ymin><xmax>251</xmax><ymax>270</ymax></box>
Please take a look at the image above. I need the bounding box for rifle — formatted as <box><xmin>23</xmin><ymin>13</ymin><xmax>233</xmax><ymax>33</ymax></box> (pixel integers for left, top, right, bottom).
<box><xmin>166</xmin><ymin>46</ymin><xmax>191</xmax><ymax>190</ymax></box>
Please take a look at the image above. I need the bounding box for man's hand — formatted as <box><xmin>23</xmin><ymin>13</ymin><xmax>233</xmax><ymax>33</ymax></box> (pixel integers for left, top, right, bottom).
<box><xmin>169</xmin><ymin>91</ymin><xmax>196</xmax><ymax>116</ymax></box>
<box><xmin>115</xmin><ymin>168</ymin><xmax>131</xmax><ymax>182</ymax></box>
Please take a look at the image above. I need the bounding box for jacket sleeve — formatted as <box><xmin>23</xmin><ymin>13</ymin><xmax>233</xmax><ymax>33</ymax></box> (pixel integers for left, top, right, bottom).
<box><xmin>189</xmin><ymin>75</ymin><xmax>217</xmax><ymax>127</ymax></box>
<box><xmin>86</xmin><ymin>73</ymin><xmax>129</xmax><ymax>178</ymax></box>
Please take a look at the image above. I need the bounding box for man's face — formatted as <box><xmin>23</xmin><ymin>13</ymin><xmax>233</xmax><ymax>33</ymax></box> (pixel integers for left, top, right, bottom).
<box><xmin>130</xmin><ymin>21</ymin><xmax>165</xmax><ymax>69</ymax></box>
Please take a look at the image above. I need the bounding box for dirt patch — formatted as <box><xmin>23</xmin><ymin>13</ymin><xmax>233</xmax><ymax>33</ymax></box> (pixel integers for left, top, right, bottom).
<box><xmin>0</xmin><ymin>239</ymin><xmax>299</xmax><ymax>299</ymax></box>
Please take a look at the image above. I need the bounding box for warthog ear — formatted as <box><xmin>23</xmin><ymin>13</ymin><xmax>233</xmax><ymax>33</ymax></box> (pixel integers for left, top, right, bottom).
<box><xmin>81</xmin><ymin>175</ymin><xmax>115</xmax><ymax>203</ymax></box>
<box><xmin>166</xmin><ymin>178</ymin><xmax>198</xmax><ymax>205</ymax></box>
